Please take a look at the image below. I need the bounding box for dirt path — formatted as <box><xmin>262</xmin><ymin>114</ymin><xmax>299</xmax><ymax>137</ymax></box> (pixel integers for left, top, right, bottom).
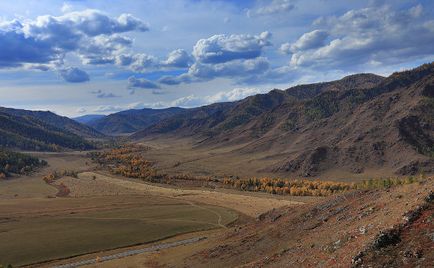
<box><xmin>52</xmin><ymin>237</ymin><xmax>206</xmax><ymax>268</ymax></box>
<box><xmin>58</xmin><ymin>216</ymin><xmax>223</xmax><ymax>228</ymax></box>
<box><xmin>179</xmin><ymin>199</ymin><xmax>227</xmax><ymax>229</ymax></box>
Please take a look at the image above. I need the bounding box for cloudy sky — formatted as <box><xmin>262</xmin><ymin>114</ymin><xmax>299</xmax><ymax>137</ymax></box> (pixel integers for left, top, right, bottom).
<box><xmin>1</xmin><ymin>0</ymin><xmax>433</xmax><ymax>117</ymax></box>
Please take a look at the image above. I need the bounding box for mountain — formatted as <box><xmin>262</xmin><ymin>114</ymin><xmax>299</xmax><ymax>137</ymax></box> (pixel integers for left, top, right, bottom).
<box><xmin>73</xmin><ymin>114</ymin><xmax>105</xmax><ymax>124</ymax></box>
<box><xmin>0</xmin><ymin>107</ymin><xmax>104</xmax><ymax>139</ymax></box>
<box><xmin>132</xmin><ymin>63</ymin><xmax>434</xmax><ymax>176</ymax></box>
<box><xmin>132</xmin><ymin>73</ymin><xmax>384</xmax><ymax>139</ymax></box>
<box><xmin>85</xmin><ymin>107</ymin><xmax>186</xmax><ymax>135</ymax></box>
<box><xmin>0</xmin><ymin>107</ymin><xmax>99</xmax><ymax>151</ymax></box>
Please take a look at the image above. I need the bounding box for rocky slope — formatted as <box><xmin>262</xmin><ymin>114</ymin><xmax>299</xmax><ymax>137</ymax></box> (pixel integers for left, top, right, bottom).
<box><xmin>176</xmin><ymin>179</ymin><xmax>434</xmax><ymax>267</ymax></box>
<box><xmin>133</xmin><ymin>63</ymin><xmax>434</xmax><ymax>177</ymax></box>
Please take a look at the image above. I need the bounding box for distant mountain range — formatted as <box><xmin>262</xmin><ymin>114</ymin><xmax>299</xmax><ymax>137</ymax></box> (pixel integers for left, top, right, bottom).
<box><xmin>73</xmin><ymin>114</ymin><xmax>106</xmax><ymax>124</ymax></box>
<box><xmin>78</xmin><ymin>107</ymin><xmax>185</xmax><ymax>135</ymax></box>
<box><xmin>0</xmin><ymin>107</ymin><xmax>103</xmax><ymax>151</ymax></box>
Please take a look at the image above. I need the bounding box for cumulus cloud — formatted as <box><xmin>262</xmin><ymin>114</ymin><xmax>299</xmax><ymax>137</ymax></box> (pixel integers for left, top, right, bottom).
<box><xmin>170</xmin><ymin>95</ymin><xmax>204</xmax><ymax>107</ymax></box>
<box><xmin>190</xmin><ymin>57</ymin><xmax>270</xmax><ymax>80</ymax></box>
<box><xmin>166</xmin><ymin>87</ymin><xmax>265</xmax><ymax>107</ymax></box>
<box><xmin>0</xmin><ymin>30</ymin><xmax>56</xmax><ymax>68</ymax></box>
<box><xmin>158</xmin><ymin>73</ymin><xmax>193</xmax><ymax>85</ymax></box>
<box><xmin>91</xmin><ymin>89</ymin><xmax>119</xmax><ymax>98</ymax></box>
<box><xmin>127</xmin><ymin>76</ymin><xmax>160</xmax><ymax>94</ymax></box>
<box><xmin>288</xmin><ymin>30</ymin><xmax>328</xmax><ymax>53</ymax></box>
<box><xmin>26</xmin><ymin>10</ymin><xmax>148</xmax><ymax>38</ymax></box>
<box><xmin>207</xmin><ymin>87</ymin><xmax>264</xmax><ymax>103</ymax></box>
<box><xmin>192</xmin><ymin>32</ymin><xmax>272</xmax><ymax>64</ymax></box>
<box><xmin>93</xmin><ymin>105</ymin><xmax>125</xmax><ymax>113</ymax></box>
<box><xmin>290</xmin><ymin>4</ymin><xmax>434</xmax><ymax>69</ymax></box>
<box><xmin>162</xmin><ymin>49</ymin><xmax>192</xmax><ymax>68</ymax></box>
<box><xmin>116</xmin><ymin>53</ymin><xmax>159</xmax><ymax>72</ymax></box>
<box><xmin>0</xmin><ymin>9</ymin><xmax>148</xmax><ymax>80</ymax></box>
<box><xmin>159</xmin><ymin>32</ymin><xmax>273</xmax><ymax>85</ymax></box>
<box><xmin>249</xmin><ymin>0</ymin><xmax>295</xmax><ymax>16</ymax></box>
<box><xmin>59</xmin><ymin>67</ymin><xmax>90</xmax><ymax>83</ymax></box>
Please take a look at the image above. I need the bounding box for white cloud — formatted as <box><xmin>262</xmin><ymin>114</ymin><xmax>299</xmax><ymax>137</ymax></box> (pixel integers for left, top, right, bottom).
<box><xmin>0</xmin><ymin>9</ymin><xmax>148</xmax><ymax>81</ymax></box>
<box><xmin>289</xmin><ymin>30</ymin><xmax>328</xmax><ymax>53</ymax></box>
<box><xmin>249</xmin><ymin>0</ymin><xmax>295</xmax><ymax>16</ymax></box>
<box><xmin>291</xmin><ymin>5</ymin><xmax>434</xmax><ymax>69</ymax></box>
<box><xmin>91</xmin><ymin>89</ymin><xmax>119</xmax><ymax>98</ymax></box>
<box><xmin>207</xmin><ymin>87</ymin><xmax>263</xmax><ymax>103</ymax></box>
<box><xmin>59</xmin><ymin>67</ymin><xmax>89</xmax><ymax>83</ymax></box>
<box><xmin>61</xmin><ymin>3</ymin><xmax>73</xmax><ymax>13</ymax></box>
<box><xmin>162</xmin><ymin>49</ymin><xmax>192</xmax><ymax>68</ymax></box>
<box><xmin>192</xmin><ymin>32</ymin><xmax>272</xmax><ymax>64</ymax></box>
<box><xmin>127</xmin><ymin>76</ymin><xmax>160</xmax><ymax>94</ymax></box>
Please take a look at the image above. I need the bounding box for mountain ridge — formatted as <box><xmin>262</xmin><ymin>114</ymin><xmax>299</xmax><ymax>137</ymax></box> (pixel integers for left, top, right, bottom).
<box><xmin>84</xmin><ymin>107</ymin><xmax>186</xmax><ymax>135</ymax></box>
<box><xmin>0</xmin><ymin>107</ymin><xmax>101</xmax><ymax>151</ymax></box>
<box><xmin>131</xmin><ymin>63</ymin><xmax>434</xmax><ymax>177</ymax></box>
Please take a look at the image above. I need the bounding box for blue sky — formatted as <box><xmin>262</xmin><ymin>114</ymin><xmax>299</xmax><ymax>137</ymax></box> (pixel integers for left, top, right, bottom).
<box><xmin>0</xmin><ymin>0</ymin><xmax>433</xmax><ymax>116</ymax></box>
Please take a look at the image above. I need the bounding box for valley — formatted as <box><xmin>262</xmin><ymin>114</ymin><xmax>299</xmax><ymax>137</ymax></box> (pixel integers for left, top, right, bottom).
<box><xmin>0</xmin><ymin>63</ymin><xmax>432</xmax><ymax>267</ymax></box>
<box><xmin>0</xmin><ymin>151</ymin><xmax>303</xmax><ymax>267</ymax></box>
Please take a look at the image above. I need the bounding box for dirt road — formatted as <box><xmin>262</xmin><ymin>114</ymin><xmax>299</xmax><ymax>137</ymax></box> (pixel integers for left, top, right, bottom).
<box><xmin>53</xmin><ymin>237</ymin><xmax>206</xmax><ymax>268</ymax></box>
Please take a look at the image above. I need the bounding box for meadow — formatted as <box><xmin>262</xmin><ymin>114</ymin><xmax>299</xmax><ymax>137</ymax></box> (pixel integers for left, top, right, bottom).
<box><xmin>0</xmin><ymin>195</ymin><xmax>237</xmax><ymax>267</ymax></box>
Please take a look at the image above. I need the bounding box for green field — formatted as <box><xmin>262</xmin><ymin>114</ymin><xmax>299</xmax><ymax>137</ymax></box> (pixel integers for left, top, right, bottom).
<box><xmin>0</xmin><ymin>197</ymin><xmax>238</xmax><ymax>267</ymax></box>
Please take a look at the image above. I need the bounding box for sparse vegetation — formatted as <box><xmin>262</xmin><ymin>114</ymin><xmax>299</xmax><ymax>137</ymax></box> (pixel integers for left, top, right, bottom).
<box><xmin>43</xmin><ymin>170</ymin><xmax>79</xmax><ymax>184</ymax></box>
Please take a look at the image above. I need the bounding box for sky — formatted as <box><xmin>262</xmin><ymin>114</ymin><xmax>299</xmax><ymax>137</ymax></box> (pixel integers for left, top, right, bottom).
<box><xmin>1</xmin><ymin>0</ymin><xmax>434</xmax><ymax>117</ymax></box>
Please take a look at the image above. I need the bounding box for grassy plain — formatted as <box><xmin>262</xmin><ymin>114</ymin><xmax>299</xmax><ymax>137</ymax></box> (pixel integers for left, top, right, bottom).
<box><xmin>0</xmin><ymin>149</ymin><xmax>307</xmax><ymax>267</ymax></box>
<box><xmin>0</xmin><ymin>194</ymin><xmax>238</xmax><ymax>267</ymax></box>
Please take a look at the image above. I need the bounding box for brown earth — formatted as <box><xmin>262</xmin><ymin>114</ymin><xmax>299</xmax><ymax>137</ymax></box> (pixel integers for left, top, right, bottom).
<box><xmin>111</xmin><ymin>178</ymin><xmax>433</xmax><ymax>267</ymax></box>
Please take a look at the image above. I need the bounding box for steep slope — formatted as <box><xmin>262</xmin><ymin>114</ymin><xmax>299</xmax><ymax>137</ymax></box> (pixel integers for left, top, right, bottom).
<box><xmin>73</xmin><ymin>114</ymin><xmax>105</xmax><ymax>124</ymax></box>
<box><xmin>132</xmin><ymin>73</ymin><xmax>383</xmax><ymax>141</ymax></box>
<box><xmin>86</xmin><ymin>107</ymin><xmax>186</xmax><ymax>135</ymax></box>
<box><xmin>0</xmin><ymin>109</ymin><xmax>96</xmax><ymax>151</ymax></box>
<box><xmin>133</xmin><ymin>63</ymin><xmax>434</xmax><ymax>176</ymax></box>
<box><xmin>174</xmin><ymin>179</ymin><xmax>433</xmax><ymax>268</ymax></box>
<box><xmin>0</xmin><ymin>107</ymin><xmax>104</xmax><ymax>139</ymax></box>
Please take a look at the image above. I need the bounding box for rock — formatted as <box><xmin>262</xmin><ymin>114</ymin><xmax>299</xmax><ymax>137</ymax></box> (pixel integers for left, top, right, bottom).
<box><xmin>371</xmin><ymin>229</ymin><xmax>401</xmax><ymax>250</ymax></box>
<box><xmin>351</xmin><ymin>251</ymin><xmax>364</xmax><ymax>265</ymax></box>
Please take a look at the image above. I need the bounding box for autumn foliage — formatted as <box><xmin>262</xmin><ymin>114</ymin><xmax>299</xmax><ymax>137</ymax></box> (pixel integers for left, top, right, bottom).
<box><xmin>89</xmin><ymin>144</ymin><xmax>430</xmax><ymax>197</ymax></box>
<box><xmin>223</xmin><ymin>175</ymin><xmax>431</xmax><ymax>197</ymax></box>
<box><xmin>89</xmin><ymin>144</ymin><xmax>215</xmax><ymax>185</ymax></box>
<box><xmin>223</xmin><ymin>177</ymin><xmax>353</xmax><ymax>196</ymax></box>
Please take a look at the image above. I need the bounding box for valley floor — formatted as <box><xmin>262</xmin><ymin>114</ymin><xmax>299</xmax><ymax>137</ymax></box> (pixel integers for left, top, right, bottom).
<box><xmin>0</xmin><ymin>149</ymin><xmax>432</xmax><ymax>267</ymax></box>
<box><xmin>0</xmin><ymin>151</ymin><xmax>306</xmax><ymax>267</ymax></box>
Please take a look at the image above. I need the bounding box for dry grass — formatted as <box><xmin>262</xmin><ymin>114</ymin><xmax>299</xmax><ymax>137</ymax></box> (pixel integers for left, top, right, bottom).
<box><xmin>0</xmin><ymin>194</ymin><xmax>238</xmax><ymax>267</ymax></box>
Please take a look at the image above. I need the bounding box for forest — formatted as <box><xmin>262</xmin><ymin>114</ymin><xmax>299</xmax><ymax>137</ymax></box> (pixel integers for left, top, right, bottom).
<box><xmin>0</xmin><ymin>149</ymin><xmax>47</xmax><ymax>178</ymax></box>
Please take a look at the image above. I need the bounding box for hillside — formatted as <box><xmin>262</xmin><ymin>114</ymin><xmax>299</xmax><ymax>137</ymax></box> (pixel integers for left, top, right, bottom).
<box><xmin>85</xmin><ymin>107</ymin><xmax>186</xmax><ymax>135</ymax></box>
<box><xmin>161</xmin><ymin>178</ymin><xmax>433</xmax><ymax>267</ymax></box>
<box><xmin>132</xmin><ymin>73</ymin><xmax>384</xmax><ymax>139</ymax></box>
<box><xmin>0</xmin><ymin>149</ymin><xmax>46</xmax><ymax>178</ymax></box>
<box><xmin>132</xmin><ymin>63</ymin><xmax>434</xmax><ymax>177</ymax></box>
<box><xmin>0</xmin><ymin>108</ymin><xmax>97</xmax><ymax>151</ymax></box>
<box><xmin>0</xmin><ymin>107</ymin><xmax>104</xmax><ymax>139</ymax></box>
